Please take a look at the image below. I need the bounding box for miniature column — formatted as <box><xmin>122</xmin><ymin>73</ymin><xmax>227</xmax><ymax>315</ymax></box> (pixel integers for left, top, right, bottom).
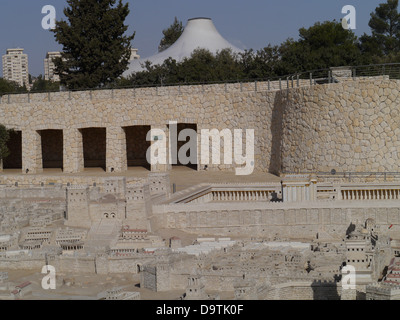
<box><xmin>22</xmin><ymin>129</ymin><xmax>42</xmax><ymax>174</ymax></box>
<box><xmin>63</xmin><ymin>128</ymin><xmax>84</xmax><ymax>173</ymax></box>
<box><xmin>106</xmin><ymin>126</ymin><xmax>127</xmax><ymax>173</ymax></box>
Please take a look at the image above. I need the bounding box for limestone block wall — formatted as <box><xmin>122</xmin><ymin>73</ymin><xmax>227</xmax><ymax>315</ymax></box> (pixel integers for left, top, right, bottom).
<box><xmin>141</xmin><ymin>266</ymin><xmax>157</xmax><ymax>291</ymax></box>
<box><xmin>263</xmin><ymin>281</ymin><xmax>341</xmax><ymax>300</ymax></box>
<box><xmin>104</xmin><ymin>256</ymin><xmax>155</xmax><ymax>274</ymax></box>
<box><xmin>0</xmin><ymin>258</ymin><xmax>45</xmax><ymax>270</ymax></box>
<box><xmin>54</xmin><ymin>256</ymin><xmax>96</xmax><ymax>274</ymax></box>
<box><xmin>281</xmin><ymin>79</ymin><xmax>400</xmax><ymax>173</ymax></box>
<box><xmin>1</xmin><ymin>78</ymin><xmax>399</xmax><ymax>175</ymax></box>
<box><xmin>152</xmin><ymin>202</ymin><xmax>400</xmax><ymax>240</ymax></box>
<box><xmin>0</xmin><ymin>82</ymin><xmax>282</xmax><ymax>174</ymax></box>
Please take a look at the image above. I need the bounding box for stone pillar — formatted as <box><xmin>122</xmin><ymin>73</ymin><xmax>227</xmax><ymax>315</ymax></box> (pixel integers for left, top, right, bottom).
<box><xmin>63</xmin><ymin>128</ymin><xmax>84</xmax><ymax>173</ymax></box>
<box><xmin>106</xmin><ymin>126</ymin><xmax>127</xmax><ymax>173</ymax></box>
<box><xmin>22</xmin><ymin>130</ymin><xmax>42</xmax><ymax>174</ymax></box>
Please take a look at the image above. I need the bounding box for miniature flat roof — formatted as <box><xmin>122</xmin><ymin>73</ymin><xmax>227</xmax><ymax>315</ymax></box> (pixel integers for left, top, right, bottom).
<box><xmin>16</xmin><ymin>281</ymin><xmax>31</xmax><ymax>289</ymax></box>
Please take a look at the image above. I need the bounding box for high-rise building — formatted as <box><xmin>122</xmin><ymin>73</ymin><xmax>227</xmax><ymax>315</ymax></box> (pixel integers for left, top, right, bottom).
<box><xmin>2</xmin><ymin>48</ymin><xmax>29</xmax><ymax>88</ymax></box>
<box><xmin>44</xmin><ymin>51</ymin><xmax>62</xmax><ymax>82</ymax></box>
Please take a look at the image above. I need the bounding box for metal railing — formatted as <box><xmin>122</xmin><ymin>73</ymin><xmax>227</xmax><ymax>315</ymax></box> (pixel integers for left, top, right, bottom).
<box><xmin>1</xmin><ymin>62</ymin><xmax>400</xmax><ymax>102</ymax></box>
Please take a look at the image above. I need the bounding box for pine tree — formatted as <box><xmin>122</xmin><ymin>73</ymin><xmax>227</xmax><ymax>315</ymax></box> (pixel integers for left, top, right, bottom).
<box><xmin>158</xmin><ymin>17</ymin><xmax>184</xmax><ymax>52</ymax></box>
<box><xmin>52</xmin><ymin>0</ymin><xmax>135</xmax><ymax>89</ymax></box>
<box><xmin>360</xmin><ymin>0</ymin><xmax>400</xmax><ymax>60</ymax></box>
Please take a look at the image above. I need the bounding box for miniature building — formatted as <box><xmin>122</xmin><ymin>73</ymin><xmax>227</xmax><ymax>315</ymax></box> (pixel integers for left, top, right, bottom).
<box><xmin>105</xmin><ymin>286</ymin><xmax>140</xmax><ymax>300</ymax></box>
<box><xmin>234</xmin><ymin>278</ymin><xmax>257</xmax><ymax>300</ymax></box>
<box><xmin>0</xmin><ymin>234</ymin><xmax>18</xmax><ymax>252</ymax></box>
<box><xmin>169</xmin><ymin>237</ymin><xmax>182</xmax><ymax>249</ymax></box>
<box><xmin>109</xmin><ymin>226</ymin><xmax>165</xmax><ymax>256</ymax></box>
<box><xmin>20</xmin><ymin>227</ymin><xmax>53</xmax><ymax>250</ymax></box>
<box><xmin>183</xmin><ymin>275</ymin><xmax>209</xmax><ymax>300</ymax></box>
<box><xmin>366</xmin><ymin>283</ymin><xmax>400</xmax><ymax>300</ymax></box>
<box><xmin>0</xmin><ymin>272</ymin><xmax>8</xmax><ymax>284</ymax></box>
<box><xmin>11</xmin><ymin>281</ymin><xmax>31</xmax><ymax>298</ymax></box>
<box><xmin>55</xmin><ymin>228</ymin><xmax>86</xmax><ymax>251</ymax></box>
<box><xmin>29</xmin><ymin>215</ymin><xmax>53</xmax><ymax>227</ymax></box>
<box><xmin>344</xmin><ymin>226</ymin><xmax>375</xmax><ymax>285</ymax></box>
<box><xmin>281</xmin><ymin>174</ymin><xmax>318</xmax><ymax>202</ymax></box>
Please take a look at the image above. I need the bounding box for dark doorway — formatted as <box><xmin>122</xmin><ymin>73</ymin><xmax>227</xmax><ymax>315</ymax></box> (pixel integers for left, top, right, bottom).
<box><xmin>81</xmin><ymin>128</ymin><xmax>106</xmax><ymax>171</ymax></box>
<box><xmin>169</xmin><ymin>123</ymin><xmax>198</xmax><ymax>170</ymax></box>
<box><xmin>40</xmin><ymin>129</ymin><xmax>63</xmax><ymax>170</ymax></box>
<box><xmin>124</xmin><ymin>125</ymin><xmax>151</xmax><ymax>170</ymax></box>
<box><xmin>3</xmin><ymin>130</ymin><xmax>22</xmax><ymax>169</ymax></box>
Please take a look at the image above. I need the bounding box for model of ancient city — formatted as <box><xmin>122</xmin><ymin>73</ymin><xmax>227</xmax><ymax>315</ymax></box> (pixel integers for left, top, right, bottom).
<box><xmin>2</xmin><ymin>17</ymin><xmax>400</xmax><ymax>301</ymax></box>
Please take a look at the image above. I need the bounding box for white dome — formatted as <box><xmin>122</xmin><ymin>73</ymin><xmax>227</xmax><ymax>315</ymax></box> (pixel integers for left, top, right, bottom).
<box><xmin>124</xmin><ymin>18</ymin><xmax>243</xmax><ymax>75</ymax></box>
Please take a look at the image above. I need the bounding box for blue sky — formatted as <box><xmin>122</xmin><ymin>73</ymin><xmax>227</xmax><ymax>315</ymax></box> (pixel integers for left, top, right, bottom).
<box><xmin>0</xmin><ymin>0</ymin><xmax>386</xmax><ymax>76</ymax></box>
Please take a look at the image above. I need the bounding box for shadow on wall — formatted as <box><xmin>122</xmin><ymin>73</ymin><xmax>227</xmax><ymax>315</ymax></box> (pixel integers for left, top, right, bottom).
<box><xmin>311</xmin><ymin>279</ymin><xmax>341</xmax><ymax>300</ymax></box>
<box><xmin>269</xmin><ymin>90</ymin><xmax>287</xmax><ymax>175</ymax></box>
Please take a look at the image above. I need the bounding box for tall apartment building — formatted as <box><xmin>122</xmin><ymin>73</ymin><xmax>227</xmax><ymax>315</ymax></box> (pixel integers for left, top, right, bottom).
<box><xmin>44</xmin><ymin>51</ymin><xmax>62</xmax><ymax>82</ymax></box>
<box><xmin>2</xmin><ymin>48</ymin><xmax>29</xmax><ymax>88</ymax></box>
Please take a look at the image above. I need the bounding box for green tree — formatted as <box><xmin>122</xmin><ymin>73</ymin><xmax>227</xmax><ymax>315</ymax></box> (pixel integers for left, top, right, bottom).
<box><xmin>52</xmin><ymin>0</ymin><xmax>135</xmax><ymax>89</ymax></box>
<box><xmin>0</xmin><ymin>124</ymin><xmax>10</xmax><ymax>162</ymax></box>
<box><xmin>30</xmin><ymin>75</ymin><xmax>60</xmax><ymax>92</ymax></box>
<box><xmin>0</xmin><ymin>78</ymin><xmax>27</xmax><ymax>95</ymax></box>
<box><xmin>158</xmin><ymin>17</ymin><xmax>184</xmax><ymax>52</ymax></box>
<box><xmin>239</xmin><ymin>46</ymin><xmax>283</xmax><ymax>79</ymax></box>
<box><xmin>129</xmin><ymin>59</ymin><xmax>179</xmax><ymax>86</ymax></box>
<box><xmin>177</xmin><ymin>48</ymin><xmax>241</xmax><ymax>83</ymax></box>
<box><xmin>279</xmin><ymin>21</ymin><xmax>361</xmax><ymax>72</ymax></box>
<box><xmin>360</xmin><ymin>0</ymin><xmax>400</xmax><ymax>62</ymax></box>
<box><xmin>0</xmin><ymin>78</ymin><xmax>17</xmax><ymax>95</ymax></box>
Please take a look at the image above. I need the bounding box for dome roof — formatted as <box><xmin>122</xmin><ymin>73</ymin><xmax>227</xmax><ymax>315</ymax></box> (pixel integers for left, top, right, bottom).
<box><xmin>124</xmin><ymin>18</ymin><xmax>243</xmax><ymax>75</ymax></box>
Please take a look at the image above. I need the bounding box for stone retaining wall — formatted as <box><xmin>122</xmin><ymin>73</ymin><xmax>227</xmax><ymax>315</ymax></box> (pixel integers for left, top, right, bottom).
<box><xmin>281</xmin><ymin>79</ymin><xmax>400</xmax><ymax>173</ymax></box>
<box><xmin>1</xmin><ymin>78</ymin><xmax>399</xmax><ymax>177</ymax></box>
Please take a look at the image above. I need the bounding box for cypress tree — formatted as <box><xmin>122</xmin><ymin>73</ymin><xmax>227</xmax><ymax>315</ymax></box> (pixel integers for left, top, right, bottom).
<box><xmin>158</xmin><ymin>17</ymin><xmax>184</xmax><ymax>52</ymax></box>
<box><xmin>52</xmin><ymin>0</ymin><xmax>135</xmax><ymax>89</ymax></box>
